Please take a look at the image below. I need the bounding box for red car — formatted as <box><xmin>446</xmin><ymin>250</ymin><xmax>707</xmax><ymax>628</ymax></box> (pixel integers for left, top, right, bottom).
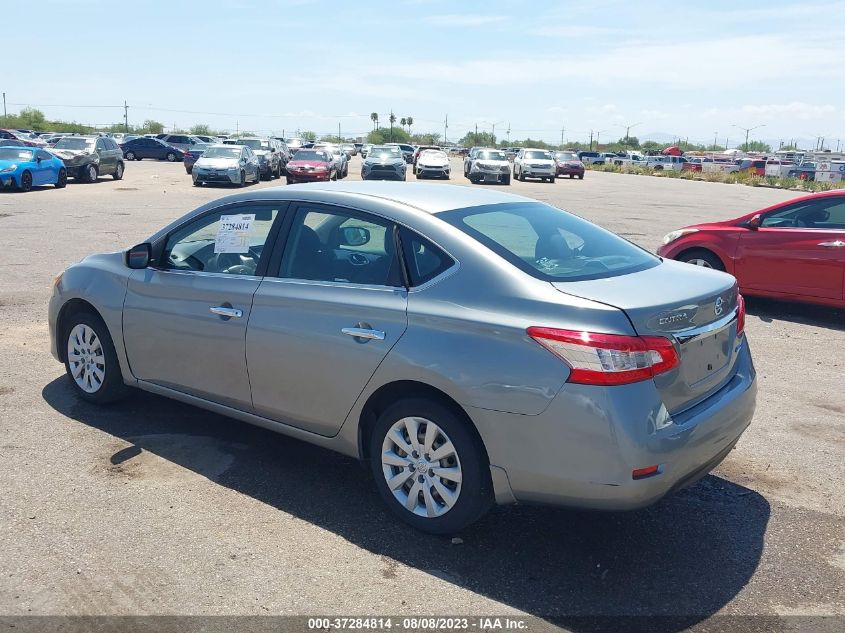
<box><xmin>284</xmin><ymin>149</ymin><xmax>336</xmax><ymax>184</ymax></box>
<box><xmin>657</xmin><ymin>191</ymin><xmax>845</xmax><ymax>308</ymax></box>
<box><xmin>0</xmin><ymin>129</ymin><xmax>45</xmax><ymax>147</ymax></box>
<box><xmin>554</xmin><ymin>150</ymin><xmax>585</xmax><ymax>179</ymax></box>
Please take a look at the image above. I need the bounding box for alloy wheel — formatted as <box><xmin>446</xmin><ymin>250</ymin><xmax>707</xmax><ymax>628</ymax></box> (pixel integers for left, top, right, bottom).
<box><xmin>687</xmin><ymin>258</ymin><xmax>713</xmax><ymax>268</ymax></box>
<box><xmin>381</xmin><ymin>416</ymin><xmax>462</xmax><ymax>518</ymax></box>
<box><xmin>67</xmin><ymin>324</ymin><xmax>106</xmax><ymax>394</ymax></box>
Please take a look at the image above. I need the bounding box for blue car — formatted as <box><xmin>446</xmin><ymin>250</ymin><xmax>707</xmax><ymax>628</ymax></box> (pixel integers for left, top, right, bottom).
<box><xmin>0</xmin><ymin>146</ymin><xmax>67</xmax><ymax>191</ymax></box>
<box><xmin>120</xmin><ymin>137</ymin><xmax>185</xmax><ymax>162</ymax></box>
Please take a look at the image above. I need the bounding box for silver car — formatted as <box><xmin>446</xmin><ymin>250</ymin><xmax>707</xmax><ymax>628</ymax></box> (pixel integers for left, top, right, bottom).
<box><xmin>191</xmin><ymin>144</ymin><xmax>260</xmax><ymax>187</ymax></box>
<box><xmin>49</xmin><ymin>183</ymin><xmax>756</xmax><ymax>534</ymax></box>
<box><xmin>362</xmin><ymin>146</ymin><xmax>407</xmax><ymax>181</ymax></box>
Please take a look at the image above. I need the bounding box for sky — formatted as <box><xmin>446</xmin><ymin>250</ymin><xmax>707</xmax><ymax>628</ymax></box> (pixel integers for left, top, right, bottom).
<box><xmin>5</xmin><ymin>0</ymin><xmax>844</xmax><ymax>148</ymax></box>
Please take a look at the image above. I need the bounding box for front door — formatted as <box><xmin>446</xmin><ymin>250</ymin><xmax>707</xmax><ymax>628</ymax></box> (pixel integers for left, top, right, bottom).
<box><xmin>122</xmin><ymin>203</ymin><xmax>284</xmax><ymax>410</ymax></box>
<box><xmin>247</xmin><ymin>203</ymin><xmax>408</xmax><ymax>435</ymax></box>
<box><xmin>735</xmin><ymin>197</ymin><xmax>845</xmax><ymax>301</ymax></box>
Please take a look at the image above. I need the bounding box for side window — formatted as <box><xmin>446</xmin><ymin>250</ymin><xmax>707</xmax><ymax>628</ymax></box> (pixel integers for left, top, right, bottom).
<box><xmin>95</xmin><ymin>139</ymin><xmax>106</xmax><ymax>152</ymax></box>
<box><xmin>37</xmin><ymin>150</ymin><xmax>52</xmax><ymax>161</ymax></box>
<box><xmin>279</xmin><ymin>206</ymin><xmax>400</xmax><ymax>286</ymax></box>
<box><xmin>401</xmin><ymin>230</ymin><xmax>455</xmax><ymax>287</ymax></box>
<box><xmin>761</xmin><ymin>202</ymin><xmax>827</xmax><ymax>229</ymax></box>
<box><xmin>162</xmin><ymin>206</ymin><xmax>280</xmax><ymax>276</ymax></box>
<box><xmin>819</xmin><ymin>200</ymin><xmax>845</xmax><ymax>226</ymax></box>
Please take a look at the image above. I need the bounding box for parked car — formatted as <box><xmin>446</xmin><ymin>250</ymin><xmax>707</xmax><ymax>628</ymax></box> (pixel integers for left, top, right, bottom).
<box><xmin>225</xmin><ymin>138</ymin><xmax>283</xmax><ymax>180</ymax></box>
<box><xmin>285</xmin><ymin>138</ymin><xmax>304</xmax><ymax>153</ymax></box>
<box><xmin>285</xmin><ymin>148</ymin><xmax>336</xmax><ymax>184</ymax></box>
<box><xmin>513</xmin><ymin>148</ymin><xmax>556</xmax><ymax>182</ymax></box>
<box><xmin>191</xmin><ymin>144</ymin><xmax>260</xmax><ymax>187</ymax></box>
<box><xmin>736</xmin><ymin>158</ymin><xmax>767</xmax><ymax>176</ymax></box>
<box><xmin>577</xmin><ymin>151</ymin><xmax>603</xmax><ymax>165</ymax></box>
<box><xmin>554</xmin><ymin>151</ymin><xmax>585</xmax><ymax>179</ymax></box>
<box><xmin>314</xmin><ymin>144</ymin><xmax>348</xmax><ymax>178</ymax></box>
<box><xmin>0</xmin><ymin>146</ymin><xmax>67</xmax><ymax>191</ymax></box>
<box><xmin>0</xmin><ymin>139</ymin><xmax>26</xmax><ymax>147</ymax></box>
<box><xmin>159</xmin><ymin>134</ymin><xmax>204</xmax><ymax>152</ymax></box>
<box><xmin>387</xmin><ymin>143</ymin><xmax>415</xmax><ymax>163</ymax></box>
<box><xmin>360</xmin><ymin>143</ymin><xmax>373</xmax><ymax>158</ymax></box>
<box><xmin>682</xmin><ymin>157</ymin><xmax>712</xmax><ymax>172</ymax></box>
<box><xmin>354</xmin><ymin>143</ymin><xmax>364</xmax><ymax>154</ymax></box>
<box><xmin>121</xmin><ymin>137</ymin><xmax>185</xmax><ymax>162</ymax></box>
<box><xmin>0</xmin><ymin>129</ymin><xmax>44</xmax><ymax>147</ymax></box>
<box><xmin>415</xmin><ymin>149</ymin><xmax>451</xmax><ymax>180</ymax></box>
<box><xmin>341</xmin><ymin>143</ymin><xmax>356</xmax><ymax>158</ymax></box>
<box><xmin>49</xmin><ymin>182</ymin><xmax>756</xmax><ymax>534</ymax></box>
<box><xmin>465</xmin><ymin>148</ymin><xmax>510</xmax><ymax>184</ymax></box>
<box><xmin>413</xmin><ymin>145</ymin><xmax>441</xmax><ymax>166</ymax></box>
<box><xmin>361</xmin><ymin>145</ymin><xmax>406</xmax><ymax>180</ymax></box>
<box><xmin>193</xmin><ymin>135</ymin><xmax>218</xmax><ymax>144</ymax></box>
<box><xmin>658</xmin><ymin>190</ymin><xmax>845</xmax><ymax>308</ymax></box>
<box><xmin>51</xmin><ymin>136</ymin><xmax>125</xmax><ymax>182</ymax></box>
<box><xmin>787</xmin><ymin>162</ymin><xmax>816</xmax><ymax>181</ymax></box>
<box><xmin>183</xmin><ymin>143</ymin><xmax>211</xmax><ymax>174</ymax></box>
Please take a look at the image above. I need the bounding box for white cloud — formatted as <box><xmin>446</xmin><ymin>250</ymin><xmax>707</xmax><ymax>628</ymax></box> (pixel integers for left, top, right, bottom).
<box><xmin>740</xmin><ymin>102</ymin><xmax>836</xmax><ymax>120</ymax></box>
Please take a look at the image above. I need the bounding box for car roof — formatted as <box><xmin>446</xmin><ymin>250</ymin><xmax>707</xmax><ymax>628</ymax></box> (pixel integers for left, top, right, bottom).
<box><xmin>217</xmin><ymin>182</ymin><xmax>534</xmax><ymax>215</ymax></box>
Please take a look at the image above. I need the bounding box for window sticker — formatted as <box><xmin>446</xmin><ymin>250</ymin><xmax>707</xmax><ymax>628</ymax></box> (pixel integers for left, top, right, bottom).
<box><xmin>215</xmin><ymin>214</ymin><xmax>255</xmax><ymax>254</ymax></box>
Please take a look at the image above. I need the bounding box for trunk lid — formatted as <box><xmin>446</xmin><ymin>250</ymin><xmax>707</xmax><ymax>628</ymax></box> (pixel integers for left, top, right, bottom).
<box><xmin>553</xmin><ymin>260</ymin><xmax>741</xmax><ymax>413</ymax></box>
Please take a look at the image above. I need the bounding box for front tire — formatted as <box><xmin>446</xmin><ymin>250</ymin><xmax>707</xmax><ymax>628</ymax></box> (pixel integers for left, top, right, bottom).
<box><xmin>370</xmin><ymin>398</ymin><xmax>492</xmax><ymax>534</ymax></box>
<box><xmin>677</xmin><ymin>249</ymin><xmax>725</xmax><ymax>271</ymax></box>
<box><xmin>239</xmin><ymin>170</ymin><xmax>246</xmax><ymax>187</ymax></box>
<box><xmin>55</xmin><ymin>168</ymin><xmax>67</xmax><ymax>188</ymax></box>
<box><xmin>62</xmin><ymin>310</ymin><xmax>131</xmax><ymax>404</ymax></box>
<box><xmin>83</xmin><ymin>164</ymin><xmax>98</xmax><ymax>183</ymax></box>
<box><xmin>19</xmin><ymin>170</ymin><xmax>33</xmax><ymax>192</ymax></box>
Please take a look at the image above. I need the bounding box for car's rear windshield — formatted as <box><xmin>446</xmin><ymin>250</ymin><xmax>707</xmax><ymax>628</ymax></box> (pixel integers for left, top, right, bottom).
<box><xmin>54</xmin><ymin>137</ymin><xmax>94</xmax><ymax>150</ymax></box>
<box><xmin>440</xmin><ymin>202</ymin><xmax>659</xmax><ymax>282</ymax></box>
<box><xmin>240</xmin><ymin>139</ymin><xmax>269</xmax><ymax>150</ymax></box>
<box><xmin>524</xmin><ymin>151</ymin><xmax>552</xmax><ymax>159</ymax></box>
<box><xmin>555</xmin><ymin>152</ymin><xmax>578</xmax><ymax>160</ymax></box>
<box><xmin>0</xmin><ymin>147</ymin><xmax>33</xmax><ymax>161</ymax></box>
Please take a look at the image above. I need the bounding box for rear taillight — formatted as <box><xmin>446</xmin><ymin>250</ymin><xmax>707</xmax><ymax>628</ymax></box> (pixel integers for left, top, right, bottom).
<box><xmin>736</xmin><ymin>293</ymin><xmax>746</xmax><ymax>336</ymax></box>
<box><xmin>527</xmin><ymin>327</ymin><xmax>680</xmax><ymax>386</ymax></box>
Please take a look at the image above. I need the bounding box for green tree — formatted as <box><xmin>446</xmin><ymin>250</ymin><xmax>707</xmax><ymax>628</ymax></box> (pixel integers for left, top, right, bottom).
<box><xmin>142</xmin><ymin>119</ymin><xmax>164</xmax><ymax>134</ymax></box>
<box><xmin>190</xmin><ymin>123</ymin><xmax>211</xmax><ymax>135</ymax></box>
<box><xmin>370</xmin><ymin>112</ymin><xmax>379</xmax><ymax>130</ymax></box>
<box><xmin>617</xmin><ymin>135</ymin><xmax>640</xmax><ymax>149</ymax></box>
<box><xmin>388</xmin><ymin>112</ymin><xmax>397</xmax><ymax>141</ymax></box>
<box><xmin>744</xmin><ymin>140</ymin><xmax>771</xmax><ymax>152</ymax></box>
<box><xmin>459</xmin><ymin>131</ymin><xmax>496</xmax><ymax>147</ymax></box>
<box><xmin>18</xmin><ymin>108</ymin><xmax>47</xmax><ymax>131</ymax></box>
<box><xmin>399</xmin><ymin>117</ymin><xmax>407</xmax><ymax>131</ymax></box>
<box><xmin>405</xmin><ymin>116</ymin><xmax>413</xmax><ymax>135</ymax></box>
<box><xmin>367</xmin><ymin>128</ymin><xmax>410</xmax><ymax>144</ymax></box>
<box><xmin>411</xmin><ymin>132</ymin><xmax>440</xmax><ymax>145</ymax></box>
<box><xmin>301</xmin><ymin>130</ymin><xmax>318</xmax><ymax>142</ymax></box>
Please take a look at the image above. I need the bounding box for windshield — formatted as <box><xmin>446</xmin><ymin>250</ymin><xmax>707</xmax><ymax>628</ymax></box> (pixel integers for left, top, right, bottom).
<box><xmin>524</xmin><ymin>151</ymin><xmax>552</xmax><ymax>160</ymax></box>
<box><xmin>0</xmin><ymin>148</ymin><xmax>34</xmax><ymax>161</ymax></box>
<box><xmin>478</xmin><ymin>150</ymin><xmax>507</xmax><ymax>161</ymax></box>
<box><xmin>239</xmin><ymin>139</ymin><xmax>269</xmax><ymax>150</ymax></box>
<box><xmin>291</xmin><ymin>150</ymin><xmax>327</xmax><ymax>161</ymax></box>
<box><xmin>555</xmin><ymin>152</ymin><xmax>578</xmax><ymax>161</ymax></box>
<box><xmin>440</xmin><ymin>202</ymin><xmax>658</xmax><ymax>282</ymax></box>
<box><xmin>54</xmin><ymin>137</ymin><xmax>95</xmax><ymax>151</ymax></box>
<box><xmin>202</xmin><ymin>147</ymin><xmax>241</xmax><ymax>159</ymax></box>
<box><xmin>420</xmin><ymin>150</ymin><xmax>447</xmax><ymax>160</ymax></box>
<box><xmin>369</xmin><ymin>147</ymin><xmax>402</xmax><ymax>159</ymax></box>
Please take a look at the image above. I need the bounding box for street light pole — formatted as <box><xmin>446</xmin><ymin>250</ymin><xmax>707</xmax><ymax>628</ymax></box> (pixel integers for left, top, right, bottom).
<box><xmin>732</xmin><ymin>124</ymin><xmax>765</xmax><ymax>152</ymax></box>
<box><xmin>621</xmin><ymin>121</ymin><xmax>642</xmax><ymax>148</ymax></box>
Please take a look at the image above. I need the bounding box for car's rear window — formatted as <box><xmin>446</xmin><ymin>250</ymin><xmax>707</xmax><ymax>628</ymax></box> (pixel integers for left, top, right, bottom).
<box><xmin>439</xmin><ymin>202</ymin><xmax>659</xmax><ymax>282</ymax></box>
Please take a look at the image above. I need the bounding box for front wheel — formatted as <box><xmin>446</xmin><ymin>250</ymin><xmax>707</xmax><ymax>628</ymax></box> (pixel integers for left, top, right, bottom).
<box><xmin>548</xmin><ymin>176</ymin><xmax>555</xmax><ymax>183</ymax></box>
<box><xmin>19</xmin><ymin>170</ymin><xmax>33</xmax><ymax>192</ymax></box>
<box><xmin>84</xmin><ymin>164</ymin><xmax>98</xmax><ymax>183</ymax></box>
<box><xmin>578</xmin><ymin>174</ymin><xmax>584</xmax><ymax>180</ymax></box>
<box><xmin>55</xmin><ymin>168</ymin><xmax>67</xmax><ymax>188</ymax></box>
<box><xmin>239</xmin><ymin>170</ymin><xmax>246</xmax><ymax>187</ymax></box>
<box><xmin>677</xmin><ymin>249</ymin><xmax>725</xmax><ymax>271</ymax></box>
<box><xmin>503</xmin><ymin>175</ymin><xmax>510</xmax><ymax>185</ymax></box>
<box><xmin>62</xmin><ymin>310</ymin><xmax>131</xmax><ymax>404</ymax></box>
<box><xmin>370</xmin><ymin>398</ymin><xmax>492</xmax><ymax>534</ymax></box>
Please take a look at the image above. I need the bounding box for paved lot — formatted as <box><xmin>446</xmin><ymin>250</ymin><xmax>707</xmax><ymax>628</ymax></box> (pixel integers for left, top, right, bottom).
<box><xmin>0</xmin><ymin>157</ymin><xmax>843</xmax><ymax>627</ymax></box>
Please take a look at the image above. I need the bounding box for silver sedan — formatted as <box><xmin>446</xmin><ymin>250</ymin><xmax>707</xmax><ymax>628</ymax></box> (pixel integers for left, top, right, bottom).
<box><xmin>49</xmin><ymin>183</ymin><xmax>756</xmax><ymax>533</ymax></box>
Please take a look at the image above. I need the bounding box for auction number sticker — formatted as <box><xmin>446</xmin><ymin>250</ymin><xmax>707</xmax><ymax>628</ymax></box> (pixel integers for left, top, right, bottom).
<box><xmin>215</xmin><ymin>213</ymin><xmax>255</xmax><ymax>254</ymax></box>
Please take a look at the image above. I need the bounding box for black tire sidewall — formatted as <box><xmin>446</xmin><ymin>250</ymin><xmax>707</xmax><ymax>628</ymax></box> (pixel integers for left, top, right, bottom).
<box><xmin>369</xmin><ymin>398</ymin><xmax>492</xmax><ymax>534</ymax></box>
<box><xmin>61</xmin><ymin>310</ymin><xmax>130</xmax><ymax>404</ymax></box>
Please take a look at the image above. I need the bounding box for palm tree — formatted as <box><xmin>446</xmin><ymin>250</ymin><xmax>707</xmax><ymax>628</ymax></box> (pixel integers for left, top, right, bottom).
<box><xmin>400</xmin><ymin>117</ymin><xmax>407</xmax><ymax>131</ymax></box>
<box><xmin>389</xmin><ymin>111</ymin><xmax>396</xmax><ymax>141</ymax></box>
<box><xmin>406</xmin><ymin>116</ymin><xmax>413</xmax><ymax>135</ymax></box>
<box><xmin>370</xmin><ymin>112</ymin><xmax>378</xmax><ymax>131</ymax></box>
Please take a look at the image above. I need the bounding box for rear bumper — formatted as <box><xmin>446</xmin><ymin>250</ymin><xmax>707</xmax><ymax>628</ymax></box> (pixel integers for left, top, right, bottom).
<box><xmin>474</xmin><ymin>337</ymin><xmax>757</xmax><ymax>509</ymax></box>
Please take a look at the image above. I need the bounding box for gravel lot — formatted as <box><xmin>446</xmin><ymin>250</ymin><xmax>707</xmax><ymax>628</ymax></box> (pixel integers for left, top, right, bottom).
<box><xmin>0</xmin><ymin>157</ymin><xmax>842</xmax><ymax>628</ymax></box>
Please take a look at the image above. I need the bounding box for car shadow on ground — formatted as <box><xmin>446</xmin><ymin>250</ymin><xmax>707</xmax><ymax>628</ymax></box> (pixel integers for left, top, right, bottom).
<box><xmin>42</xmin><ymin>378</ymin><xmax>770</xmax><ymax>631</ymax></box>
<box><xmin>746</xmin><ymin>296</ymin><xmax>845</xmax><ymax>332</ymax></box>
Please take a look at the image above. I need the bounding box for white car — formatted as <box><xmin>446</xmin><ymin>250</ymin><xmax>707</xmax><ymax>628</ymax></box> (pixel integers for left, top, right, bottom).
<box><xmin>513</xmin><ymin>148</ymin><xmax>556</xmax><ymax>183</ymax></box>
<box><xmin>415</xmin><ymin>150</ymin><xmax>451</xmax><ymax>179</ymax></box>
<box><xmin>465</xmin><ymin>148</ymin><xmax>511</xmax><ymax>185</ymax></box>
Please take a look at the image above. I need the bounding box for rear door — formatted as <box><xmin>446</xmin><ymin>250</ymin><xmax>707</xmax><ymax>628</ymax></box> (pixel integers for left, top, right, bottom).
<box><xmin>123</xmin><ymin>203</ymin><xmax>284</xmax><ymax>410</ymax></box>
<box><xmin>734</xmin><ymin>198</ymin><xmax>845</xmax><ymax>301</ymax></box>
<box><xmin>246</xmin><ymin>202</ymin><xmax>408</xmax><ymax>435</ymax></box>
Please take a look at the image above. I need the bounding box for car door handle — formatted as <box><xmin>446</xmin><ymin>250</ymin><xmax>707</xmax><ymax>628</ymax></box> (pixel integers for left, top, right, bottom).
<box><xmin>342</xmin><ymin>327</ymin><xmax>385</xmax><ymax>341</ymax></box>
<box><xmin>818</xmin><ymin>241</ymin><xmax>845</xmax><ymax>247</ymax></box>
<box><xmin>210</xmin><ymin>306</ymin><xmax>243</xmax><ymax>318</ymax></box>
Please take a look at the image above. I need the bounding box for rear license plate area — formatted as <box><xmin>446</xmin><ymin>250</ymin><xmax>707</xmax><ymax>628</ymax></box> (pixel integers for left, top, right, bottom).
<box><xmin>681</xmin><ymin>326</ymin><xmax>731</xmax><ymax>385</ymax></box>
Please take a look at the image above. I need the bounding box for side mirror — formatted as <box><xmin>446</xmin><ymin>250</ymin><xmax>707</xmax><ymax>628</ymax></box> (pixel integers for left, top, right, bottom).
<box><xmin>339</xmin><ymin>226</ymin><xmax>370</xmax><ymax>247</ymax></box>
<box><xmin>747</xmin><ymin>214</ymin><xmax>761</xmax><ymax>230</ymax></box>
<box><xmin>126</xmin><ymin>243</ymin><xmax>151</xmax><ymax>269</ymax></box>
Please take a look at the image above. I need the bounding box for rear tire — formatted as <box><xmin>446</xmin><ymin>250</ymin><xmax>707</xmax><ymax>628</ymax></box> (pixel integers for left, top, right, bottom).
<box><xmin>124</xmin><ymin>151</ymin><xmax>136</xmax><ymax>161</ymax></box>
<box><xmin>677</xmin><ymin>249</ymin><xmax>725</xmax><ymax>271</ymax></box>
<box><xmin>112</xmin><ymin>162</ymin><xmax>124</xmax><ymax>180</ymax></box>
<box><xmin>369</xmin><ymin>398</ymin><xmax>493</xmax><ymax>534</ymax></box>
<box><xmin>166</xmin><ymin>152</ymin><xmax>177</xmax><ymax>162</ymax></box>
<box><xmin>61</xmin><ymin>309</ymin><xmax>131</xmax><ymax>404</ymax></box>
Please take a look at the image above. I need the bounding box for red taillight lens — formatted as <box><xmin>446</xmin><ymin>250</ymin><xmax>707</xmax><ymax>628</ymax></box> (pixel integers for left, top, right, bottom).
<box><xmin>736</xmin><ymin>293</ymin><xmax>746</xmax><ymax>336</ymax></box>
<box><xmin>527</xmin><ymin>327</ymin><xmax>680</xmax><ymax>386</ymax></box>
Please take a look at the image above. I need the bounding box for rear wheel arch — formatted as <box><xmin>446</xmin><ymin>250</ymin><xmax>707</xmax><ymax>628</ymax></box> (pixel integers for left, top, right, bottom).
<box><xmin>357</xmin><ymin>380</ymin><xmax>489</xmax><ymax>465</ymax></box>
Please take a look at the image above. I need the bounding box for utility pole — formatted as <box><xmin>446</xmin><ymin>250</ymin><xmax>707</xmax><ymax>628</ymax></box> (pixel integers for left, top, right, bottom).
<box><xmin>443</xmin><ymin>114</ymin><xmax>448</xmax><ymax>144</ymax></box>
<box><xmin>713</xmin><ymin>132</ymin><xmax>718</xmax><ymax>150</ymax></box>
<box><xmin>506</xmin><ymin>124</ymin><xmax>510</xmax><ymax>145</ymax></box>
<box><xmin>2</xmin><ymin>92</ymin><xmax>6</xmax><ymax>123</ymax></box>
<box><xmin>338</xmin><ymin>122</ymin><xmax>341</xmax><ymax>144</ymax></box>
<box><xmin>475</xmin><ymin>123</ymin><xmax>478</xmax><ymax>140</ymax></box>
<box><xmin>732</xmin><ymin>124</ymin><xmax>765</xmax><ymax>152</ymax></box>
<box><xmin>560</xmin><ymin>127</ymin><xmax>565</xmax><ymax>148</ymax></box>
<box><xmin>589</xmin><ymin>130</ymin><xmax>594</xmax><ymax>151</ymax></box>
<box><xmin>123</xmin><ymin>100</ymin><xmax>129</xmax><ymax>132</ymax></box>
<box><xmin>622</xmin><ymin>122</ymin><xmax>642</xmax><ymax>149</ymax></box>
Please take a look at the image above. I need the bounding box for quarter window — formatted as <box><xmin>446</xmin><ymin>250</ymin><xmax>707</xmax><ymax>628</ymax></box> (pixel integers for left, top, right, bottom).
<box><xmin>162</xmin><ymin>206</ymin><xmax>280</xmax><ymax>276</ymax></box>
<box><xmin>280</xmin><ymin>207</ymin><xmax>401</xmax><ymax>286</ymax></box>
<box><xmin>400</xmin><ymin>230</ymin><xmax>454</xmax><ymax>287</ymax></box>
